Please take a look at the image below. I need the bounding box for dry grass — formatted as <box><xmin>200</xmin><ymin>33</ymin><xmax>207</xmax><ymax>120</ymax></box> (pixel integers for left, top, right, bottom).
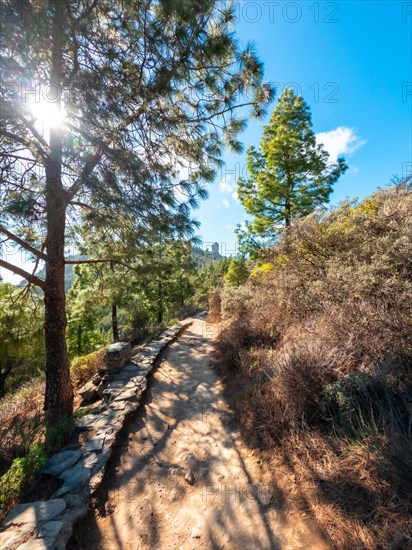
<box><xmin>208</xmin><ymin>290</ymin><xmax>222</xmax><ymax>323</ymax></box>
<box><xmin>217</xmin><ymin>185</ymin><xmax>412</xmax><ymax>548</ymax></box>
<box><xmin>284</xmin><ymin>433</ymin><xmax>412</xmax><ymax>550</ymax></box>
<box><xmin>0</xmin><ymin>380</ymin><xmax>45</xmax><ymax>474</ymax></box>
<box><xmin>0</xmin><ymin>347</ymin><xmax>107</xmax><ymax>475</ymax></box>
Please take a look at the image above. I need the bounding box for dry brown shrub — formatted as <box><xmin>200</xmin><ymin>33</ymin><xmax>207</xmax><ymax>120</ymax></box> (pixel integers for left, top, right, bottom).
<box><xmin>0</xmin><ymin>347</ymin><xmax>108</xmax><ymax>473</ymax></box>
<box><xmin>282</xmin><ymin>432</ymin><xmax>412</xmax><ymax>550</ymax></box>
<box><xmin>208</xmin><ymin>290</ymin><xmax>222</xmax><ymax>323</ymax></box>
<box><xmin>0</xmin><ymin>380</ymin><xmax>45</xmax><ymax>473</ymax></box>
<box><xmin>218</xmin><ymin>186</ymin><xmax>412</xmax><ymax>547</ymax></box>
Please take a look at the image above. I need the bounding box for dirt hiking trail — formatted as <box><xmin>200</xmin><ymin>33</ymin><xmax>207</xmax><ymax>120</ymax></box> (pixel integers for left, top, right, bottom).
<box><xmin>70</xmin><ymin>316</ymin><xmax>330</xmax><ymax>550</ymax></box>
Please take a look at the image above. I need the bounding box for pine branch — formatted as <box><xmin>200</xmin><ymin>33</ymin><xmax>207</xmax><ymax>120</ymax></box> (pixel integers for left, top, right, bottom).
<box><xmin>65</xmin><ymin>258</ymin><xmax>176</xmax><ymax>277</ymax></box>
<box><xmin>0</xmin><ymin>259</ymin><xmax>46</xmax><ymax>289</ymax></box>
<box><xmin>1</xmin><ymin>101</ymin><xmax>51</xmax><ymax>153</ymax></box>
<box><xmin>0</xmin><ymin>224</ymin><xmax>48</xmax><ymax>261</ymax></box>
<box><xmin>69</xmin><ymin>201</ymin><xmax>96</xmax><ymax>210</ymax></box>
<box><xmin>0</xmin><ymin>153</ymin><xmax>43</xmax><ymax>165</ymax></box>
<box><xmin>65</xmin><ymin>106</ymin><xmax>146</xmax><ymax>201</ymax></box>
<box><xmin>0</xmin><ymin>128</ymin><xmax>34</xmax><ymax>150</ymax></box>
<box><xmin>0</xmin><ymin>127</ymin><xmax>49</xmax><ymax>162</ymax></box>
<box><xmin>65</xmin><ymin>258</ymin><xmax>146</xmax><ymax>273</ymax></box>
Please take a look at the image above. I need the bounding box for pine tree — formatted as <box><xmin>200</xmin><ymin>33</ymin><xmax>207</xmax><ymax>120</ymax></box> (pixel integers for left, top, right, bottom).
<box><xmin>224</xmin><ymin>257</ymin><xmax>249</xmax><ymax>286</ymax></box>
<box><xmin>0</xmin><ymin>281</ymin><xmax>44</xmax><ymax>397</ymax></box>
<box><xmin>237</xmin><ymin>89</ymin><xmax>347</xmax><ymax>249</ymax></box>
<box><xmin>0</xmin><ymin>0</ymin><xmax>273</xmax><ymax>428</ymax></box>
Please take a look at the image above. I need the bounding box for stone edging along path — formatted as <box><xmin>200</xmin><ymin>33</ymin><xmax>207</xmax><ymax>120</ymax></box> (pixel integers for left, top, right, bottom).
<box><xmin>0</xmin><ymin>320</ymin><xmax>193</xmax><ymax>550</ymax></box>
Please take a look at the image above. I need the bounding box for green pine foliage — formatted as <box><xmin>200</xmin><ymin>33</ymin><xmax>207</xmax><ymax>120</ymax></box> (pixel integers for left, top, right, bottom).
<box><xmin>1</xmin><ymin>0</ymin><xmax>273</xmax><ymax>421</ymax></box>
<box><xmin>237</xmin><ymin>89</ymin><xmax>347</xmax><ymax>252</ymax></box>
<box><xmin>224</xmin><ymin>257</ymin><xmax>249</xmax><ymax>286</ymax></box>
<box><xmin>0</xmin><ymin>281</ymin><xmax>44</xmax><ymax>397</ymax></box>
<box><xmin>0</xmin><ymin>442</ymin><xmax>47</xmax><ymax>519</ymax></box>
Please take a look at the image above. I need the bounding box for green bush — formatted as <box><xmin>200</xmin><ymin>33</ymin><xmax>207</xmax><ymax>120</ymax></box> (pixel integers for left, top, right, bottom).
<box><xmin>0</xmin><ymin>442</ymin><xmax>47</xmax><ymax>519</ymax></box>
<box><xmin>45</xmin><ymin>415</ymin><xmax>74</xmax><ymax>455</ymax></box>
<box><xmin>122</xmin><ymin>303</ymin><xmax>151</xmax><ymax>342</ymax></box>
<box><xmin>70</xmin><ymin>348</ymin><xmax>106</xmax><ymax>387</ymax></box>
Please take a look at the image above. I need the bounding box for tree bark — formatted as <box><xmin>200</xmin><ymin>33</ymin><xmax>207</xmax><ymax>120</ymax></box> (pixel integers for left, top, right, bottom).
<box><xmin>157</xmin><ymin>280</ymin><xmax>163</xmax><ymax>324</ymax></box>
<box><xmin>110</xmin><ymin>262</ymin><xmax>120</xmax><ymax>342</ymax></box>
<box><xmin>44</xmin><ymin>184</ymin><xmax>73</xmax><ymax>420</ymax></box>
<box><xmin>285</xmin><ymin>198</ymin><xmax>291</xmax><ymax>228</ymax></box>
<box><xmin>44</xmin><ymin>0</ymin><xmax>74</xmax><ymax>424</ymax></box>
<box><xmin>112</xmin><ymin>304</ymin><xmax>120</xmax><ymax>342</ymax></box>
<box><xmin>0</xmin><ymin>372</ymin><xmax>6</xmax><ymax>399</ymax></box>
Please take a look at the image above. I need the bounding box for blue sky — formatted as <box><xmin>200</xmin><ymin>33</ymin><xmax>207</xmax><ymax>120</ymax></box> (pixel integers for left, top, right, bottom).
<box><xmin>196</xmin><ymin>0</ymin><xmax>412</xmax><ymax>254</ymax></box>
<box><xmin>1</xmin><ymin>1</ymin><xmax>411</xmax><ymax>282</ymax></box>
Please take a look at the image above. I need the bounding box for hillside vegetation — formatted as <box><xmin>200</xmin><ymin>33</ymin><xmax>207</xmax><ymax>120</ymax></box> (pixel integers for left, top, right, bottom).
<box><xmin>216</xmin><ymin>184</ymin><xmax>412</xmax><ymax>549</ymax></box>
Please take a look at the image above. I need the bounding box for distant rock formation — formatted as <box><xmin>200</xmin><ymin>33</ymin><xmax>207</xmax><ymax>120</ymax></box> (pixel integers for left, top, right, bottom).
<box><xmin>192</xmin><ymin>242</ymin><xmax>222</xmax><ymax>263</ymax></box>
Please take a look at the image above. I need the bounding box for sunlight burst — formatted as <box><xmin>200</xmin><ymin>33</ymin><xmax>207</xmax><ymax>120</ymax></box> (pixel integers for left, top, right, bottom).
<box><xmin>29</xmin><ymin>100</ymin><xmax>64</xmax><ymax>131</ymax></box>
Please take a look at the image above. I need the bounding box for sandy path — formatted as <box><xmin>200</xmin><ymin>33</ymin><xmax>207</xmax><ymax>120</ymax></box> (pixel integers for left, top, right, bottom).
<box><xmin>70</xmin><ymin>317</ymin><xmax>330</xmax><ymax>550</ymax></box>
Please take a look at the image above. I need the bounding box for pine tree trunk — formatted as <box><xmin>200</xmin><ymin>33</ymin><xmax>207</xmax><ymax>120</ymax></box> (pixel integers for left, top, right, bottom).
<box><xmin>110</xmin><ymin>262</ymin><xmax>120</xmax><ymax>342</ymax></box>
<box><xmin>44</xmin><ymin>209</ymin><xmax>73</xmax><ymax>419</ymax></box>
<box><xmin>44</xmin><ymin>0</ymin><xmax>73</xmax><ymax>426</ymax></box>
<box><xmin>0</xmin><ymin>372</ymin><xmax>6</xmax><ymax>399</ymax></box>
<box><xmin>285</xmin><ymin>200</ymin><xmax>291</xmax><ymax>228</ymax></box>
<box><xmin>112</xmin><ymin>303</ymin><xmax>120</xmax><ymax>342</ymax></box>
<box><xmin>157</xmin><ymin>281</ymin><xmax>163</xmax><ymax>324</ymax></box>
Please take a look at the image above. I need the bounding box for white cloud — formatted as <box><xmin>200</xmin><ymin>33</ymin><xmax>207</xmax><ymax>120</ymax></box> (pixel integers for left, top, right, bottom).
<box><xmin>219</xmin><ymin>176</ymin><xmax>234</xmax><ymax>194</ymax></box>
<box><xmin>232</xmin><ymin>191</ymin><xmax>239</xmax><ymax>202</ymax></box>
<box><xmin>223</xmin><ymin>198</ymin><xmax>230</xmax><ymax>208</ymax></box>
<box><xmin>316</xmin><ymin>126</ymin><xmax>366</xmax><ymax>163</ymax></box>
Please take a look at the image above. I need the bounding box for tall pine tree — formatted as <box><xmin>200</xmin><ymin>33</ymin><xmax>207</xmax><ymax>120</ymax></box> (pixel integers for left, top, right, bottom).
<box><xmin>237</xmin><ymin>89</ymin><xmax>347</xmax><ymax>249</ymax></box>
<box><xmin>0</xmin><ymin>0</ymin><xmax>273</xmax><ymax>429</ymax></box>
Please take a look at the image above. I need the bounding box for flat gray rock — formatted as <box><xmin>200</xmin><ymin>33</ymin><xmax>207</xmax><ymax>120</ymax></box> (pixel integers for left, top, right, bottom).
<box><xmin>75</xmin><ymin>414</ymin><xmax>97</xmax><ymax>429</ymax></box>
<box><xmin>123</xmin><ymin>363</ymin><xmax>139</xmax><ymax>372</ymax></box>
<box><xmin>78</xmin><ymin>381</ymin><xmax>97</xmax><ymax>402</ymax></box>
<box><xmin>91</xmin><ymin>417</ymin><xmax>112</xmax><ymax>432</ymax></box>
<box><xmin>112</xmin><ymin>371</ymin><xmax>133</xmax><ymax>381</ymax></box>
<box><xmin>105</xmin><ymin>341</ymin><xmax>132</xmax><ymax>371</ymax></box>
<box><xmin>83</xmin><ymin>453</ymin><xmax>99</xmax><ymax>469</ymax></box>
<box><xmin>54</xmin><ymin>479</ymin><xmax>89</xmax><ymax>498</ymax></box>
<box><xmin>60</xmin><ymin>461</ymin><xmax>91</xmax><ymax>483</ymax></box>
<box><xmin>113</xmin><ymin>388</ymin><xmax>138</xmax><ymax>402</ymax></box>
<box><xmin>61</xmin><ymin>492</ymin><xmax>85</xmax><ymax>508</ymax></box>
<box><xmin>83</xmin><ymin>437</ymin><xmax>105</xmax><ymax>453</ymax></box>
<box><xmin>4</xmin><ymin>500</ymin><xmax>66</xmax><ymax>527</ymax></box>
<box><xmin>37</xmin><ymin>520</ymin><xmax>64</xmax><ymax>539</ymax></box>
<box><xmin>109</xmin><ymin>401</ymin><xmax>127</xmax><ymax>411</ymax></box>
<box><xmin>105</xmin><ymin>379</ymin><xmax>125</xmax><ymax>389</ymax></box>
<box><xmin>43</xmin><ymin>450</ymin><xmax>82</xmax><ymax>477</ymax></box>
